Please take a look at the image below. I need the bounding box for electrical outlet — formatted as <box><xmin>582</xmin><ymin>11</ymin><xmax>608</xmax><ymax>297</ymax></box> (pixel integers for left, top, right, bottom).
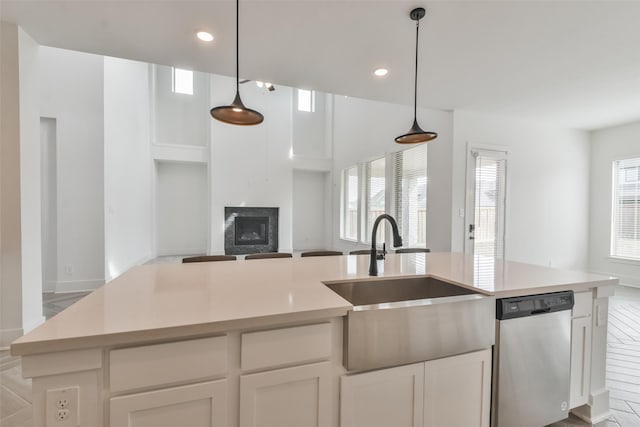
<box><xmin>46</xmin><ymin>387</ymin><xmax>79</xmax><ymax>427</ymax></box>
<box><xmin>55</xmin><ymin>409</ymin><xmax>70</xmax><ymax>421</ymax></box>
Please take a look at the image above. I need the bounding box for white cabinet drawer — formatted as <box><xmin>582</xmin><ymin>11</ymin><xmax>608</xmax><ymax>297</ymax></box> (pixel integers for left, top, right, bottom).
<box><xmin>573</xmin><ymin>291</ymin><xmax>592</xmax><ymax>319</ymax></box>
<box><xmin>110</xmin><ymin>336</ymin><xmax>227</xmax><ymax>393</ymax></box>
<box><xmin>241</xmin><ymin>323</ymin><xmax>331</xmax><ymax>371</ymax></box>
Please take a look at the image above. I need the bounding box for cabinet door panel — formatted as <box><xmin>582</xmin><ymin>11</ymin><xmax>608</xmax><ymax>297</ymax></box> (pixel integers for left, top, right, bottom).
<box><xmin>340</xmin><ymin>363</ymin><xmax>424</xmax><ymax>427</ymax></box>
<box><xmin>240</xmin><ymin>362</ymin><xmax>330</xmax><ymax>427</ymax></box>
<box><xmin>424</xmin><ymin>349</ymin><xmax>491</xmax><ymax>427</ymax></box>
<box><xmin>110</xmin><ymin>380</ymin><xmax>226</xmax><ymax>427</ymax></box>
<box><xmin>570</xmin><ymin>316</ymin><xmax>592</xmax><ymax>408</ymax></box>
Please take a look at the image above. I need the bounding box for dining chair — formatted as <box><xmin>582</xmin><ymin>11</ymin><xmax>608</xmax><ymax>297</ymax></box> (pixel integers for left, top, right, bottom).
<box><xmin>182</xmin><ymin>255</ymin><xmax>237</xmax><ymax>263</ymax></box>
<box><xmin>245</xmin><ymin>253</ymin><xmax>293</xmax><ymax>260</ymax></box>
<box><xmin>349</xmin><ymin>249</ymin><xmax>383</xmax><ymax>255</ymax></box>
<box><xmin>395</xmin><ymin>248</ymin><xmax>431</xmax><ymax>254</ymax></box>
<box><xmin>300</xmin><ymin>250</ymin><xmax>343</xmax><ymax>257</ymax></box>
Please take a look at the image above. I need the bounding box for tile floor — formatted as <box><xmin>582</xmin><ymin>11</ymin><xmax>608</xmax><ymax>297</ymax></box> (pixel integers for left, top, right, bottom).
<box><xmin>2</xmin><ymin>286</ymin><xmax>640</xmax><ymax>426</ymax></box>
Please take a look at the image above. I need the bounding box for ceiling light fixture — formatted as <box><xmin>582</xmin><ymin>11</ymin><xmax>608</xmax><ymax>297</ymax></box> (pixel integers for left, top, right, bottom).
<box><xmin>196</xmin><ymin>31</ymin><xmax>214</xmax><ymax>42</ymax></box>
<box><xmin>395</xmin><ymin>7</ymin><xmax>437</xmax><ymax>144</ymax></box>
<box><xmin>374</xmin><ymin>68</ymin><xmax>388</xmax><ymax>77</ymax></box>
<box><xmin>210</xmin><ymin>0</ymin><xmax>264</xmax><ymax>126</ymax></box>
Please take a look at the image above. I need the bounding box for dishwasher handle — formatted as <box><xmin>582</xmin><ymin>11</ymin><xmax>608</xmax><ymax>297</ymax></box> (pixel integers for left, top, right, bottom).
<box><xmin>531</xmin><ymin>308</ymin><xmax>552</xmax><ymax>315</ymax></box>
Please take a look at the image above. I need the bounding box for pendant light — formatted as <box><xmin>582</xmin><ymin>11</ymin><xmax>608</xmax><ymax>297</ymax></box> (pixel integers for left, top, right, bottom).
<box><xmin>210</xmin><ymin>0</ymin><xmax>264</xmax><ymax>125</ymax></box>
<box><xmin>395</xmin><ymin>7</ymin><xmax>437</xmax><ymax>144</ymax></box>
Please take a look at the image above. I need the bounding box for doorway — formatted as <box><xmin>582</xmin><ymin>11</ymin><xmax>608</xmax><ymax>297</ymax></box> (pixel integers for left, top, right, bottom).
<box><xmin>464</xmin><ymin>147</ymin><xmax>507</xmax><ymax>258</ymax></box>
<box><xmin>40</xmin><ymin>118</ymin><xmax>57</xmax><ymax>292</ymax></box>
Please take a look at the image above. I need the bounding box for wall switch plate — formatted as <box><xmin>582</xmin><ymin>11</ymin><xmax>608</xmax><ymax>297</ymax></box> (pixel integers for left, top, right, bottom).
<box><xmin>46</xmin><ymin>387</ymin><xmax>79</xmax><ymax>427</ymax></box>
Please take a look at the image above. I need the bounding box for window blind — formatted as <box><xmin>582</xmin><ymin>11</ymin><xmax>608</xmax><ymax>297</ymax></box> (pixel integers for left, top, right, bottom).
<box><xmin>365</xmin><ymin>157</ymin><xmax>386</xmax><ymax>244</ymax></box>
<box><xmin>341</xmin><ymin>166</ymin><xmax>359</xmax><ymax>241</ymax></box>
<box><xmin>612</xmin><ymin>157</ymin><xmax>640</xmax><ymax>260</ymax></box>
<box><xmin>472</xmin><ymin>151</ymin><xmax>506</xmax><ymax>258</ymax></box>
<box><xmin>394</xmin><ymin>145</ymin><xmax>427</xmax><ymax>248</ymax></box>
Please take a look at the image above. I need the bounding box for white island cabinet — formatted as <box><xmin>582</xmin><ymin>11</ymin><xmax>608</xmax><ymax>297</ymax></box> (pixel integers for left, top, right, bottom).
<box><xmin>11</xmin><ymin>253</ymin><xmax>617</xmax><ymax>427</ymax></box>
<box><xmin>340</xmin><ymin>349</ymin><xmax>491</xmax><ymax>427</ymax></box>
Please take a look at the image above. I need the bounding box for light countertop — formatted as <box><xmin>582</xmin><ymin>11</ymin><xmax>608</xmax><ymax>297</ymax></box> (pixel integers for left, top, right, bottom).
<box><xmin>11</xmin><ymin>252</ymin><xmax>617</xmax><ymax>356</ymax></box>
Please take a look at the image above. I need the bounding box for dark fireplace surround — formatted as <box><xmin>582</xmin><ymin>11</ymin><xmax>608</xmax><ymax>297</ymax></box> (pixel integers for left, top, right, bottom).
<box><xmin>224</xmin><ymin>207</ymin><xmax>279</xmax><ymax>255</ymax></box>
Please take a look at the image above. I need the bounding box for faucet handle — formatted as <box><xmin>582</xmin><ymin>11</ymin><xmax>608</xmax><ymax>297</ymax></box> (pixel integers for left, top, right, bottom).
<box><xmin>377</xmin><ymin>243</ymin><xmax>386</xmax><ymax>260</ymax></box>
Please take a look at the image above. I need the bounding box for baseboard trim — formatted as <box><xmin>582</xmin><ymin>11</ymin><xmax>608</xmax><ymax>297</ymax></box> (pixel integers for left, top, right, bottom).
<box><xmin>106</xmin><ymin>253</ymin><xmax>154</xmax><ymax>282</ymax></box>
<box><xmin>571</xmin><ymin>389</ymin><xmax>611</xmax><ymax>424</ymax></box>
<box><xmin>590</xmin><ymin>270</ymin><xmax>640</xmax><ymax>287</ymax></box>
<box><xmin>55</xmin><ymin>279</ymin><xmax>104</xmax><ymax>293</ymax></box>
<box><xmin>156</xmin><ymin>248</ymin><xmax>208</xmax><ymax>257</ymax></box>
<box><xmin>0</xmin><ymin>327</ymin><xmax>24</xmax><ymax>349</ymax></box>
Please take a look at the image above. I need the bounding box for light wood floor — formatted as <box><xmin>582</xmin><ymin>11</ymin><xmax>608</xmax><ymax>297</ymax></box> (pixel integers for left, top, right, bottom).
<box><xmin>2</xmin><ymin>287</ymin><xmax>640</xmax><ymax>427</ymax></box>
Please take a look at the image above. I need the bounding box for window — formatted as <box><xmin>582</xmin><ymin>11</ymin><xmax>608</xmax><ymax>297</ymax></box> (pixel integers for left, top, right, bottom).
<box><xmin>172</xmin><ymin>67</ymin><xmax>193</xmax><ymax>95</ymax></box>
<box><xmin>365</xmin><ymin>158</ymin><xmax>386</xmax><ymax>243</ymax></box>
<box><xmin>297</xmin><ymin>89</ymin><xmax>315</xmax><ymax>112</ymax></box>
<box><xmin>394</xmin><ymin>145</ymin><xmax>427</xmax><ymax>247</ymax></box>
<box><xmin>341</xmin><ymin>166</ymin><xmax>359</xmax><ymax>241</ymax></box>
<box><xmin>611</xmin><ymin>157</ymin><xmax>640</xmax><ymax>260</ymax></box>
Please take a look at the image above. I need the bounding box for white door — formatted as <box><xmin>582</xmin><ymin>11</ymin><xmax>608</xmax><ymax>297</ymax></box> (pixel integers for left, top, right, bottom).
<box><xmin>340</xmin><ymin>363</ymin><xmax>424</xmax><ymax>427</ymax></box>
<box><xmin>239</xmin><ymin>362</ymin><xmax>331</xmax><ymax>427</ymax></box>
<box><xmin>110</xmin><ymin>380</ymin><xmax>227</xmax><ymax>427</ymax></box>
<box><xmin>424</xmin><ymin>349</ymin><xmax>492</xmax><ymax>427</ymax></box>
<box><xmin>465</xmin><ymin>147</ymin><xmax>507</xmax><ymax>258</ymax></box>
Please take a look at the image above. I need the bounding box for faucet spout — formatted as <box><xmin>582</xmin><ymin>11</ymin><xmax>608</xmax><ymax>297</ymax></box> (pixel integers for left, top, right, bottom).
<box><xmin>369</xmin><ymin>214</ymin><xmax>403</xmax><ymax>276</ymax></box>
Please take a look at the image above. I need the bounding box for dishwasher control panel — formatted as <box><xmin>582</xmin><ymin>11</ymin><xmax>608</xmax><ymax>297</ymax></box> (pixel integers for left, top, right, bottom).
<box><xmin>497</xmin><ymin>291</ymin><xmax>574</xmax><ymax>320</ymax></box>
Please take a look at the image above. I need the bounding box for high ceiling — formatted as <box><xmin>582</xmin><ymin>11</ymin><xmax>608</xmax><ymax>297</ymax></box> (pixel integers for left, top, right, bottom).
<box><xmin>3</xmin><ymin>0</ymin><xmax>640</xmax><ymax>130</ymax></box>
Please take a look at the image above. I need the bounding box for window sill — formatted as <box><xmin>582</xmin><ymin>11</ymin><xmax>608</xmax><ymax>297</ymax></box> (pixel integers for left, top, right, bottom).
<box><xmin>608</xmin><ymin>256</ymin><xmax>640</xmax><ymax>266</ymax></box>
<box><xmin>340</xmin><ymin>238</ymin><xmax>359</xmax><ymax>244</ymax></box>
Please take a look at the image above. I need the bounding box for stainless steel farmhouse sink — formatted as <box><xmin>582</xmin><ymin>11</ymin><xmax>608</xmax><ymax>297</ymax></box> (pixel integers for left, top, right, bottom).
<box><xmin>324</xmin><ymin>276</ymin><xmax>496</xmax><ymax>372</ymax></box>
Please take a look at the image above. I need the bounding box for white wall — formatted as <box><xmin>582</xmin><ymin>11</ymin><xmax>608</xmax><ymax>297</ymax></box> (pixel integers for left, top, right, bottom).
<box><xmin>209</xmin><ymin>75</ymin><xmax>294</xmax><ymax>253</ymax></box>
<box><xmin>451</xmin><ymin>110</ymin><xmax>590</xmax><ymax>270</ymax></box>
<box><xmin>40</xmin><ymin>46</ymin><xmax>105</xmax><ymax>291</ymax></box>
<box><xmin>292</xmin><ymin>90</ymin><xmax>330</xmax><ymax>158</ymax></box>
<box><xmin>153</xmin><ymin>65</ymin><xmax>210</xmax><ymax>147</ymax></box>
<box><xmin>104</xmin><ymin>57</ymin><xmax>153</xmax><ymax>280</ymax></box>
<box><xmin>156</xmin><ymin>161</ymin><xmax>208</xmax><ymax>255</ymax></box>
<box><xmin>331</xmin><ymin>95</ymin><xmax>454</xmax><ymax>254</ymax></box>
<box><xmin>1</xmin><ymin>22</ymin><xmax>25</xmax><ymax>346</ymax></box>
<box><xmin>292</xmin><ymin>170</ymin><xmax>329</xmax><ymax>250</ymax></box>
<box><xmin>0</xmin><ymin>23</ymin><xmax>44</xmax><ymax>346</ymax></box>
<box><xmin>589</xmin><ymin>120</ymin><xmax>640</xmax><ymax>286</ymax></box>
<box><xmin>18</xmin><ymin>27</ymin><xmax>44</xmax><ymax>332</ymax></box>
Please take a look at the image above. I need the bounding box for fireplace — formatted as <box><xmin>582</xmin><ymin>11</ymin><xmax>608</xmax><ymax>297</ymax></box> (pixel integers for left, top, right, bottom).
<box><xmin>225</xmin><ymin>207</ymin><xmax>279</xmax><ymax>255</ymax></box>
<box><xmin>235</xmin><ymin>217</ymin><xmax>268</xmax><ymax>246</ymax></box>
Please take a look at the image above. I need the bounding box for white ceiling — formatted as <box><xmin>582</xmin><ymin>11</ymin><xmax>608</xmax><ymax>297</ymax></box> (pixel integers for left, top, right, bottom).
<box><xmin>3</xmin><ymin>0</ymin><xmax>640</xmax><ymax>130</ymax></box>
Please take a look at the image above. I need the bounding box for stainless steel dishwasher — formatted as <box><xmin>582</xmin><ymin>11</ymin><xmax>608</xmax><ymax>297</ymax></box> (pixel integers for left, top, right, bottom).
<box><xmin>492</xmin><ymin>291</ymin><xmax>574</xmax><ymax>427</ymax></box>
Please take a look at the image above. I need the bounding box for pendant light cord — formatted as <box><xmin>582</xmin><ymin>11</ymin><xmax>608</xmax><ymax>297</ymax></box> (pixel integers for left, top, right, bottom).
<box><xmin>236</xmin><ymin>0</ymin><xmax>240</xmax><ymax>93</ymax></box>
<box><xmin>413</xmin><ymin>17</ymin><xmax>419</xmax><ymax>120</ymax></box>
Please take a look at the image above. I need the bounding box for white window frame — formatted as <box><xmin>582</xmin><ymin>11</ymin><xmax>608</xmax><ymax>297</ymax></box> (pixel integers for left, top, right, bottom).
<box><xmin>610</xmin><ymin>157</ymin><xmax>640</xmax><ymax>262</ymax></box>
<box><xmin>363</xmin><ymin>157</ymin><xmax>387</xmax><ymax>244</ymax></box>
<box><xmin>393</xmin><ymin>145</ymin><xmax>428</xmax><ymax>249</ymax></box>
<box><xmin>297</xmin><ymin>89</ymin><xmax>316</xmax><ymax>113</ymax></box>
<box><xmin>172</xmin><ymin>67</ymin><xmax>194</xmax><ymax>95</ymax></box>
<box><xmin>340</xmin><ymin>165</ymin><xmax>360</xmax><ymax>242</ymax></box>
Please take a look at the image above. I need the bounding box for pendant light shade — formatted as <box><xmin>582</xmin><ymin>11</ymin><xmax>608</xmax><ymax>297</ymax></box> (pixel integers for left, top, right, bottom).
<box><xmin>210</xmin><ymin>0</ymin><xmax>264</xmax><ymax>126</ymax></box>
<box><xmin>395</xmin><ymin>7</ymin><xmax>437</xmax><ymax>144</ymax></box>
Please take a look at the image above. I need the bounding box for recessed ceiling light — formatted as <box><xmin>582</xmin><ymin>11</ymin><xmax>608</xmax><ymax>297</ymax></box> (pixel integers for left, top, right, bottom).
<box><xmin>196</xmin><ymin>31</ymin><xmax>214</xmax><ymax>42</ymax></box>
<box><xmin>374</xmin><ymin>68</ymin><xmax>389</xmax><ymax>77</ymax></box>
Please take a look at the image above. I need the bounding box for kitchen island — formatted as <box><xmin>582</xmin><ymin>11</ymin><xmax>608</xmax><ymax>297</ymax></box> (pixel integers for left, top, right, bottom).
<box><xmin>12</xmin><ymin>252</ymin><xmax>617</xmax><ymax>427</ymax></box>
